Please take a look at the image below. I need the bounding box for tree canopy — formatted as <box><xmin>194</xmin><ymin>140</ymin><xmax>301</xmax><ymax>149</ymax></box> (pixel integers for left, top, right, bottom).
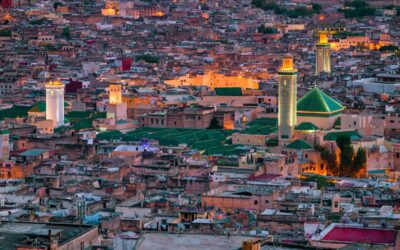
<box><xmin>340</xmin><ymin>0</ymin><xmax>376</xmax><ymax>18</ymax></box>
<box><xmin>257</xmin><ymin>24</ymin><xmax>278</xmax><ymax>34</ymax></box>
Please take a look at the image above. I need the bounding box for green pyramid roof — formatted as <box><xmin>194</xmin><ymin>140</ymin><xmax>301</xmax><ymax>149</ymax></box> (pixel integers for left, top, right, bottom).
<box><xmin>297</xmin><ymin>87</ymin><xmax>344</xmax><ymax>115</ymax></box>
<box><xmin>295</xmin><ymin>122</ymin><xmax>319</xmax><ymax>131</ymax></box>
<box><xmin>286</xmin><ymin>139</ymin><xmax>312</xmax><ymax>150</ymax></box>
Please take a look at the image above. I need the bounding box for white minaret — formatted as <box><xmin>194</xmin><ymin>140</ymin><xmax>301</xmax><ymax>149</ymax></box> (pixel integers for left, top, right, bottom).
<box><xmin>45</xmin><ymin>80</ymin><xmax>65</xmax><ymax>127</ymax></box>
<box><xmin>278</xmin><ymin>54</ymin><xmax>297</xmax><ymax>146</ymax></box>
<box><xmin>315</xmin><ymin>32</ymin><xmax>331</xmax><ymax>76</ymax></box>
<box><xmin>107</xmin><ymin>83</ymin><xmax>127</xmax><ymax>120</ymax></box>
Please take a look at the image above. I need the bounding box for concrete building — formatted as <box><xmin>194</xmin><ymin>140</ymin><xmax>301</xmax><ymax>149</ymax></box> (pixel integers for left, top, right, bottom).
<box><xmin>0</xmin><ymin>221</ymin><xmax>99</xmax><ymax>250</ymax></box>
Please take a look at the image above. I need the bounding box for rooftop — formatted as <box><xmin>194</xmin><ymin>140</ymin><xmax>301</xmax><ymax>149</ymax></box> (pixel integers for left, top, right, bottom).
<box><xmin>0</xmin><ymin>222</ymin><xmax>97</xmax><ymax>250</ymax></box>
<box><xmin>136</xmin><ymin>233</ymin><xmax>257</xmax><ymax>250</ymax></box>
<box><xmin>297</xmin><ymin>87</ymin><xmax>344</xmax><ymax>115</ymax></box>
<box><xmin>320</xmin><ymin>224</ymin><xmax>397</xmax><ymax>245</ymax></box>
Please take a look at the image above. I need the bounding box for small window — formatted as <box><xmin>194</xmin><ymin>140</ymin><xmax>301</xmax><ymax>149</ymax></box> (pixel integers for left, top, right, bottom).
<box><xmin>254</xmin><ymin>200</ymin><xmax>258</xmax><ymax>205</ymax></box>
<box><xmin>265</xmin><ymin>200</ymin><xmax>269</xmax><ymax>204</ymax></box>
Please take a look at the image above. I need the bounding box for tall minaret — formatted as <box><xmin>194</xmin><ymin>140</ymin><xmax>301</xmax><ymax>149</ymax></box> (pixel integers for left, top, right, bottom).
<box><xmin>107</xmin><ymin>83</ymin><xmax>127</xmax><ymax>120</ymax></box>
<box><xmin>315</xmin><ymin>32</ymin><xmax>331</xmax><ymax>76</ymax></box>
<box><xmin>45</xmin><ymin>80</ymin><xmax>65</xmax><ymax>127</ymax></box>
<box><xmin>278</xmin><ymin>54</ymin><xmax>297</xmax><ymax>146</ymax></box>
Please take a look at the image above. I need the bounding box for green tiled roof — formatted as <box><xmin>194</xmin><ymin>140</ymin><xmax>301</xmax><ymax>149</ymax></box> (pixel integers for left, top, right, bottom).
<box><xmin>28</xmin><ymin>101</ymin><xmax>69</xmax><ymax>113</ymax></box>
<box><xmin>215</xmin><ymin>87</ymin><xmax>243</xmax><ymax>96</ymax></box>
<box><xmin>0</xmin><ymin>129</ymin><xmax>9</xmax><ymax>134</ymax></box>
<box><xmin>19</xmin><ymin>148</ymin><xmax>47</xmax><ymax>157</ymax></box>
<box><xmin>266</xmin><ymin>138</ymin><xmax>278</xmax><ymax>147</ymax></box>
<box><xmin>297</xmin><ymin>87</ymin><xmax>344</xmax><ymax>115</ymax></box>
<box><xmin>295</xmin><ymin>122</ymin><xmax>319</xmax><ymax>131</ymax></box>
<box><xmin>324</xmin><ymin>130</ymin><xmax>362</xmax><ymax>141</ymax></box>
<box><xmin>286</xmin><ymin>139</ymin><xmax>312</xmax><ymax>150</ymax></box>
<box><xmin>247</xmin><ymin>117</ymin><xmax>278</xmax><ymax>127</ymax></box>
<box><xmin>0</xmin><ymin>105</ymin><xmax>31</xmax><ymax>120</ymax></box>
<box><xmin>97</xmin><ymin>130</ymin><xmax>123</xmax><ymax>140</ymax></box>
<box><xmin>73</xmin><ymin>119</ymin><xmax>93</xmax><ymax>130</ymax></box>
<box><xmin>242</xmin><ymin>117</ymin><xmax>278</xmax><ymax>135</ymax></box>
<box><xmin>118</xmin><ymin>127</ymin><xmax>233</xmax><ymax>154</ymax></box>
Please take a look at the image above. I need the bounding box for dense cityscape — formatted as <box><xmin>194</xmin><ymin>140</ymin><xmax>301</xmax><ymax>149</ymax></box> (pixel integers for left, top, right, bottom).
<box><xmin>0</xmin><ymin>0</ymin><xmax>400</xmax><ymax>249</ymax></box>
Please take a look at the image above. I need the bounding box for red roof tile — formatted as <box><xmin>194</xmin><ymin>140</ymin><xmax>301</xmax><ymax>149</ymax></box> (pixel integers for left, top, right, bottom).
<box><xmin>322</xmin><ymin>226</ymin><xmax>397</xmax><ymax>244</ymax></box>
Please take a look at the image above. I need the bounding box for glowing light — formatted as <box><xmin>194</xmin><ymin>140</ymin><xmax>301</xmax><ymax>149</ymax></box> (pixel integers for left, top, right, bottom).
<box><xmin>46</xmin><ymin>80</ymin><xmax>63</xmax><ymax>86</ymax></box>
<box><xmin>101</xmin><ymin>8</ymin><xmax>116</xmax><ymax>16</ymax></box>
<box><xmin>154</xmin><ymin>11</ymin><xmax>164</xmax><ymax>17</ymax></box>
<box><xmin>280</xmin><ymin>54</ymin><xmax>296</xmax><ymax>72</ymax></box>
<box><xmin>319</xmin><ymin>33</ymin><xmax>329</xmax><ymax>44</ymax></box>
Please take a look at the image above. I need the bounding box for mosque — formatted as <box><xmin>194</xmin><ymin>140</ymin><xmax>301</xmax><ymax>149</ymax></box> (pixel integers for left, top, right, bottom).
<box><xmin>277</xmin><ymin>32</ymin><xmax>341</xmax><ymax>146</ymax></box>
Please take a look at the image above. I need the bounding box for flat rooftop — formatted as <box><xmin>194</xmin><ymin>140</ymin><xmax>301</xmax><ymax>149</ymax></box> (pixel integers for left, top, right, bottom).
<box><xmin>0</xmin><ymin>222</ymin><xmax>96</xmax><ymax>250</ymax></box>
<box><xmin>137</xmin><ymin>233</ymin><xmax>257</xmax><ymax>250</ymax></box>
<box><xmin>322</xmin><ymin>226</ymin><xmax>397</xmax><ymax>244</ymax></box>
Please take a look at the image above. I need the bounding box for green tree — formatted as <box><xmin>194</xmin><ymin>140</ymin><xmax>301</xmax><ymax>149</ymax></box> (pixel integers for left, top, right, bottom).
<box><xmin>0</xmin><ymin>29</ymin><xmax>12</xmax><ymax>37</ymax></box>
<box><xmin>257</xmin><ymin>24</ymin><xmax>278</xmax><ymax>34</ymax></box>
<box><xmin>53</xmin><ymin>1</ymin><xmax>63</xmax><ymax>10</ymax></box>
<box><xmin>208</xmin><ymin>117</ymin><xmax>222</xmax><ymax>129</ymax></box>
<box><xmin>315</xmin><ymin>144</ymin><xmax>339</xmax><ymax>176</ymax></box>
<box><xmin>336</xmin><ymin>135</ymin><xmax>354</xmax><ymax>177</ymax></box>
<box><xmin>341</xmin><ymin>0</ymin><xmax>376</xmax><ymax>18</ymax></box>
<box><xmin>62</xmin><ymin>27</ymin><xmax>71</xmax><ymax>40</ymax></box>
<box><xmin>305</xmin><ymin>175</ymin><xmax>332</xmax><ymax>189</ymax></box>
<box><xmin>312</xmin><ymin>3</ymin><xmax>323</xmax><ymax>13</ymax></box>
<box><xmin>286</xmin><ymin>7</ymin><xmax>313</xmax><ymax>18</ymax></box>
<box><xmin>379</xmin><ymin>45</ymin><xmax>399</xmax><ymax>52</ymax></box>
<box><xmin>136</xmin><ymin>54</ymin><xmax>159</xmax><ymax>64</ymax></box>
<box><xmin>353</xmin><ymin>147</ymin><xmax>367</xmax><ymax>176</ymax></box>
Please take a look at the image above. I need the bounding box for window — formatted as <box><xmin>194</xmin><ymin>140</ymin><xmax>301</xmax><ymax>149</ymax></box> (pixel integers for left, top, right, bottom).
<box><xmin>265</xmin><ymin>200</ymin><xmax>269</xmax><ymax>204</ymax></box>
<box><xmin>305</xmin><ymin>154</ymin><xmax>308</xmax><ymax>159</ymax></box>
<box><xmin>353</xmin><ymin>121</ymin><xmax>356</xmax><ymax>126</ymax></box>
<box><xmin>254</xmin><ymin>200</ymin><xmax>258</xmax><ymax>205</ymax></box>
<box><xmin>397</xmin><ymin>153</ymin><xmax>400</xmax><ymax>159</ymax></box>
<box><xmin>320</xmin><ymin>164</ymin><xmax>325</xmax><ymax>170</ymax></box>
<box><xmin>334</xmin><ymin>201</ymin><xmax>339</xmax><ymax>208</ymax></box>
